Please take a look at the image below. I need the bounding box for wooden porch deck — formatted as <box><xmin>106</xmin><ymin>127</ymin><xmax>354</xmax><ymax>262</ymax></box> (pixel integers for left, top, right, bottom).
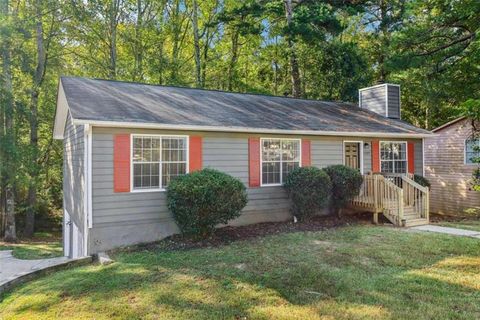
<box><xmin>351</xmin><ymin>173</ymin><xmax>429</xmax><ymax>227</ymax></box>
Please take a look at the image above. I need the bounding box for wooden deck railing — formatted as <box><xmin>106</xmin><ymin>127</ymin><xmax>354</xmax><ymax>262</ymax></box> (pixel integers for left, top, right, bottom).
<box><xmin>351</xmin><ymin>174</ymin><xmax>381</xmax><ymax>211</ymax></box>
<box><xmin>351</xmin><ymin>173</ymin><xmax>429</xmax><ymax>226</ymax></box>
<box><xmin>400</xmin><ymin>175</ymin><xmax>429</xmax><ymax>221</ymax></box>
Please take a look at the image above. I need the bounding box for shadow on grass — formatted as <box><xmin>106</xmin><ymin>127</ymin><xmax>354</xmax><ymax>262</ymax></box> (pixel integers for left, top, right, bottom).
<box><xmin>3</xmin><ymin>226</ymin><xmax>480</xmax><ymax>319</ymax></box>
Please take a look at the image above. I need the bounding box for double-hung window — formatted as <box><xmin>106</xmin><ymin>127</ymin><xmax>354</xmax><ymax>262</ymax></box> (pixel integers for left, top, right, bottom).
<box><xmin>465</xmin><ymin>138</ymin><xmax>480</xmax><ymax>164</ymax></box>
<box><xmin>261</xmin><ymin>138</ymin><xmax>300</xmax><ymax>185</ymax></box>
<box><xmin>380</xmin><ymin>141</ymin><xmax>407</xmax><ymax>174</ymax></box>
<box><xmin>132</xmin><ymin>135</ymin><xmax>188</xmax><ymax>191</ymax></box>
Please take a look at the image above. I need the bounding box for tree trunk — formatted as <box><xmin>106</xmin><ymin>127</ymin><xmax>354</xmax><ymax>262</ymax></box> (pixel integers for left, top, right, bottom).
<box><xmin>1</xmin><ymin>0</ymin><xmax>16</xmax><ymax>242</ymax></box>
<box><xmin>0</xmin><ymin>28</ymin><xmax>7</xmax><ymax>237</ymax></box>
<box><xmin>170</xmin><ymin>0</ymin><xmax>181</xmax><ymax>84</ymax></box>
<box><xmin>192</xmin><ymin>0</ymin><xmax>201</xmax><ymax>87</ymax></box>
<box><xmin>378</xmin><ymin>0</ymin><xmax>389</xmax><ymax>82</ymax></box>
<box><xmin>133</xmin><ymin>0</ymin><xmax>145</xmax><ymax>81</ymax></box>
<box><xmin>201</xmin><ymin>28</ymin><xmax>212</xmax><ymax>87</ymax></box>
<box><xmin>4</xmin><ymin>187</ymin><xmax>15</xmax><ymax>242</ymax></box>
<box><xmin>284</xmin><ymin>0</ymin><xmax>301</xmax><ymax>98</ymax></box>
<box><xmin>109</xmin><ymin>0</ymin><xmax>120</xmax><ymax>79</ymax></box>
<box><xmin>25</xmin><ymin>0</ymin><xmax>46</xmax><ymax>238</ymax></box>
<box><xmin>228</xmin><ymin>31</ymin><xmax>239</xmax><ymax>91</ymax></box>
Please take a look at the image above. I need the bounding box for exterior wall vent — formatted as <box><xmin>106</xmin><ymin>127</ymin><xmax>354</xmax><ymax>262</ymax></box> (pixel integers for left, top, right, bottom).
<box><xmin>359</xmin><ymin>83</ymin><xmax>400</xmax><ymax>119</ymax></box>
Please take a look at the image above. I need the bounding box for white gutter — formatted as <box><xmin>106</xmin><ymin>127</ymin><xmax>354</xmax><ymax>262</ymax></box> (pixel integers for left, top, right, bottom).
<box><xmin>73</xmin><ymin>119</ymin><xmax>433</xmax><ymax>139</ymax></box>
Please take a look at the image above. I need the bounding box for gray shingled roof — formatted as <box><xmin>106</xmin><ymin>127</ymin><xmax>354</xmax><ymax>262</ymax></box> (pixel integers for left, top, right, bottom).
<box><xmin>59</xmin><ymin>76</ymin><xmax>431</xmax><ymax>136</ymax></box>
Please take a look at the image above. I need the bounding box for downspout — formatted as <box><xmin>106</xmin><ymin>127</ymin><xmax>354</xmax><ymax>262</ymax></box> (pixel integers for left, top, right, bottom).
<box><xmin>422</xmin><ymin>138</ymin><xmax>425</xmax><ymax>177</ymax></box>
<box><xmin>83</xmin><ymin>124</ymin><xmax>92</xmax><ymax>256</ymax></box>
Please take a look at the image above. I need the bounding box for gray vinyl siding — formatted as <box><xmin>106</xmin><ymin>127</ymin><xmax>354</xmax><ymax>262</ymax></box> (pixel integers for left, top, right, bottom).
<box><xmin>414</xmin><ymin>140</ymin><xmax>423</xmax><ymax>176</ymax></box>
<box><xmin>311</xmin><ymin>140</ymin><xmax>343</xmax><ymax>168</ymax></box>
<box><xmin>202</xmin><ymin>137</ymin><xmax>291</xmax><ymax>225</ymax></box>
<box><xmin>363</xmin><ymin>140</ymin><xmax>372</xmax><ymax>173</ymax></box>
<box><xmin>63</xmin><ymin>114</ymin><xmax>85</xmax><ymax>254</ymax></box>
<box><xmin>360</xmin><ymin>84</ymin><xmax>400</xmax><ymax>119</ymax></box>
<box><xmin>88</xmin><ymin>127</ymin><xmax>424</xmax><ymax>253</ymax></box>
<box><xmin>203</xmin><ymin>137</ymin><xmax>248</xmax><ymax>184</ymax></box>
<box><xmin>387</xmin><ymin>85</ymin><xmax>400</xmax><ymax>119</ymax></box>
<box><xmin>360</xmin><ymin>86</ymin><xmax>386</xmax><ymax>116</ymax></box>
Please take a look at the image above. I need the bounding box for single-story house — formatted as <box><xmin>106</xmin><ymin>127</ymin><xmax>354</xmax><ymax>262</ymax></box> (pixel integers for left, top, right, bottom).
<box><xmin>425</xmin><ymin>117</ymin><xmax>480</xmax><ymax>215</ymax></box>
<box><xmin>53</xmin><ymin>78</ymin><xmax>432</xmax><ymax>257</ymax></box>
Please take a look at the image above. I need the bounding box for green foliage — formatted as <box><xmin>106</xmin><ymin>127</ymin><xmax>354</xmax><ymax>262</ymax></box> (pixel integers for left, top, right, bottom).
<box><xmin>413</xmin><ymin>174</ymin><xmax>431</xmax><ymax>189</ymax></box>
<box><xmin>283</xmin><ymin>167</ymin><xmax>332</xmax><ymax>220</ymax></box>
<box><xmin>324</xmin><ymin>165</ymin><xmax>363</xmax><ymax>214</ymax></box>
<box><xmin>1</xmin><ymin>0</ymin><xmax>480</xmax><ymax>233</ymax></box>
<box><xmin>167</xmin><ymin>168</ymin><xmax>247</xmax><ymax>237</ymax></box>
<box><xmin>461</xmin><ymin>99</ymin><xmax>480</xmax><ymax>191</ymax></box>
<box><xmin>472</xmin><ymin>168</ymin><xmax>480</xmax><ymax>192</ymax></box>
<box><xmin>462</xmin><ymin>99</ymin><xmax>480</xmax><ymax>123</ymax></box>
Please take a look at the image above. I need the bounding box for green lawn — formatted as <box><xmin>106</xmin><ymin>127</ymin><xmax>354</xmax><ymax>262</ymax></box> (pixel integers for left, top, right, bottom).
<box><xmin>434</xmin><ymin>219</ymin><xmax>480</xmax><ymax>233</ymax></box>
<box><xmin>0</xmin><ymin>233</ymin><xmax>62</xmax><ymax>260</ymax></box>
<box><xmin>1</xmin><ymin>225</ymin><xmax>479</xmax><ymax>319</ymax></box>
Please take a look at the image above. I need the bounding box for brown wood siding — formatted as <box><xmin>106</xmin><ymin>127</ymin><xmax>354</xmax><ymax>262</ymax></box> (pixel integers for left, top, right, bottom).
<box><xmin>425</xmin><ymin>118</ymin><xmax>480</xmax><ymax>215</ymax></box>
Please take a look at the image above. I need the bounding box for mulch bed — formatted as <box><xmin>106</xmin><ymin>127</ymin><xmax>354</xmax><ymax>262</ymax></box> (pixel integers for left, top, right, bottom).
<box><xmin>117</xmin><ymin>212</ymin><xmax>373</xmax><ymax>253</ymax></box>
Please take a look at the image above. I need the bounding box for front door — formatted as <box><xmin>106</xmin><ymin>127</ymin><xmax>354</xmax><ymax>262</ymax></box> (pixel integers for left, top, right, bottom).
<box><xmin>344</xmin><ymin>142</ymin><xmax>361</xmax><ymax>171</ymax></box>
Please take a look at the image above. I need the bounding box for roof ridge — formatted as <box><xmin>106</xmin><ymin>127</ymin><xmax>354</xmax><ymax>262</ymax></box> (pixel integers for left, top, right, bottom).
<box><xmin>432</xmin><ymin>116</ymin><xmax>467</xmax><ymax>132</ymax></box>
<box><xmin>60</xmin><ymin>75</ymin><xmax>356</xmax><ymax>106</ymax></box>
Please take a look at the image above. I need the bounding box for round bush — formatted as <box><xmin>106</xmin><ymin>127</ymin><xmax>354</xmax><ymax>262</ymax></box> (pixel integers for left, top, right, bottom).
<box><xmin>413</xmin><ymin>174</ymin><xmax>431</xmax><ymax>189</ymax></box>
<box><xmin>324</xmin><ymin>165</ymin><xmax>363</xmax><ymax>216</ymax></box>
<box><xmin>284</xmin><ymin>167</ymin><xmax>332</xmax><ymax>220</ymax></box>
<box><xmin>167</xmin><ymin>168</ymin><xmax>248</xmax><ymax>237</ymax></box>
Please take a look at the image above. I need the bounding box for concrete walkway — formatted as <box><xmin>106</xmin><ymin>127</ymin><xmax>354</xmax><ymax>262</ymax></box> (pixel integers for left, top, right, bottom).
<box><xmin>0</xmin><ymin>250</ymin><xmax>91</xmax><ymax>293</ymax></box>
<box><xmin>409</xmin><ymin>225</ymin><xmax>480</xmax><ymax>238</ymax></box>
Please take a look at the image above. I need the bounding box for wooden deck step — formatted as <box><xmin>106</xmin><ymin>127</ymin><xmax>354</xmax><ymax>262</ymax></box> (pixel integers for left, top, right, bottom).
<box><xmin>404</xmin><ymin>218</ymin><xmax>429</xmax><ymax>227</ymax></box>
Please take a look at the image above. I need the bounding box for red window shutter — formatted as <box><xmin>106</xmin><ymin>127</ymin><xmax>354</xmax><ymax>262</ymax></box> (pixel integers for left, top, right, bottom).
<box><xmin>248</xmin><ymin>137</ymin><xmax>260</xmax><ymax>187</ymax></box>
<box><xmin>371</xmin><ymin>140</ymin><xmax>380</xmax><ymax>173</ymax></box>
<box><xmin>301</xmin><ymin>139</ymin><xmax>311</xmax><ymax>167</ymax></box>
<box><xmin>408</xmin><ymin>141</ymin><xmax>415</xmax><ymax>174</ymax></box>
<box><xmin>189</xmin><ymin>136</ymin><xmax>203</xmax><ymax>172</ymax></box>
<box><xmin>114</xmin><ymin>134</ymin><xmax>131</xmax><ymax>193</ymax></box>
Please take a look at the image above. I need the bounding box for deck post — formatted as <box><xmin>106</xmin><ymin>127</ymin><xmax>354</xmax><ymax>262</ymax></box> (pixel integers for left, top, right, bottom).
<box><xmin>425</xmin><ymin>189</ymin><xmax>430</xmax><ymax>223</ymax></box>
<box><xmin>398</xmin><ymin>189</ymin><xmax>404</xmax><ymax>226</ymax></box>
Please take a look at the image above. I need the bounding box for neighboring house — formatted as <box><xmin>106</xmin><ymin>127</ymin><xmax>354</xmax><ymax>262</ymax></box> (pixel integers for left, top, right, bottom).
<box><xmin>53</xmin><ymin>78</ymin><xmax>431</xmax><ymax>257</ymax></box>
<box><xmin>425</xmin><ymin>117</ymin><xmax>480</xmax><ymax>215</ymax></box>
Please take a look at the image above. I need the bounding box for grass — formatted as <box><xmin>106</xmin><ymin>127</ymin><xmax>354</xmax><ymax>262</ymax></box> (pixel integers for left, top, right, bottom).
<box><xmin>1</xmin><ymin>225</ymin><xmax>479</xmax><ymax>319</ymax></box>
<box><xmin>434</xmin><ymin>219</ymin><xmax>480</xmax><ymax>233</ymax></box>
<box><xmin>0</xmin><ymin>232</ymin><xmax>62</xmax><ymax>260</ymax></box>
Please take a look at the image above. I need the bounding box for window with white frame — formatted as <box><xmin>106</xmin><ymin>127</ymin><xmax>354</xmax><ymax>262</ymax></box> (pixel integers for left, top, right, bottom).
<box><xmin>132</xmin><ymin>135</ymin><xmax>187</xmax><ymax>190</ymax></box>
<box><xmin>380</xmin><ymin>141</ymin><xmax>407</xmax><ymax>174</ymax></box>
<box><xmin>261</xmin><ymin>138</ymin><xmax>300</xmax><ymax>185</ymax></box>
<box><xmin>465</xmin><ymin>138</ymin><xmax>480</xmax><ymax>164</ymax></box>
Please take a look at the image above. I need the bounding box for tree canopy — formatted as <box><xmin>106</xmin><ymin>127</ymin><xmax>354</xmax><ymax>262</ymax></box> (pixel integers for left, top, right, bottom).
<box><xmin>0</xmin><ymin>0</ymin><xmax>479</xmax><ymax>239</ymax></box>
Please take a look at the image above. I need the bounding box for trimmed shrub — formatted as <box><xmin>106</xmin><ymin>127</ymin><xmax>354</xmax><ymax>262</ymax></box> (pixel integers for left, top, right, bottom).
<box><xmin>324</xmin><ymin>165</ymin><xmax>363</xmax><ymax>217</ymax></box>
<box><xmin>284</xmin><ymin>167</ymin><xmax>332</xmax><ymax>220</ymax></box>
<box><xmin>413</xmin><ymin>174</ymin><xmax>431</xmax><ymax>189</ymax></box>
<box><xmin>167</xmin><ymin>168</ymin><xmax>247</xmax><ymax>237</ymax></box>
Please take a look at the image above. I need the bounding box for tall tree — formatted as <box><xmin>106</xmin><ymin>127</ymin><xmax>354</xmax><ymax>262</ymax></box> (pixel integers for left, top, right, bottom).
<box><xmin>25</xmin><ymin>0</ymin><xmax>47</xmax><ymax>237</ymax></box>
<box><xmin>0</xmin><ymin>0</ymin><xmax>16</xmax><ymax>241</ymax></box>
<box><xmin>284</xmin><ymin>0</ymin><xmax>301</xmax><ymax>97</ymax></box>
<box><xmin>218</xmin><ymin>1</ymin><xmax>263</xmax><ymax>91</ymax></box>
<box><xmin>191</xmin><ymin>0</ymin><xmax>201</xmax><ymax>87</ymax></box>
<box><xmin>362</xmin><ymin>0</ymin><xmax>406</xmax><ymax>82</ymax></box>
